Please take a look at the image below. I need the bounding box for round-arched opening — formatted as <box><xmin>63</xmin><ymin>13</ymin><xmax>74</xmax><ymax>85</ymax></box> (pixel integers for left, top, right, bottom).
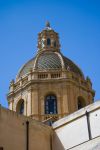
<box><xmin>47</xmin><ymin>38</ymin><xmax>51</xmax><ymax>46</ymax></box>
<box><xmin>45</xmin><ymin>95</ymin><xmax>57</xmax><ymax>114</ymax></box>
<box><xmin>16</xmin><ymin>99</ymin><xmax>24</xmax><ymax>114</ymax></box>
<box><xmin>54</xmin><ymin>41</ymin><xmax>56</xmax><ymax>47</ymax></box>
<box><xmin>77</xmin><ymin>96</ymin><xmax>86</xmax><ymax>110</ymax></box>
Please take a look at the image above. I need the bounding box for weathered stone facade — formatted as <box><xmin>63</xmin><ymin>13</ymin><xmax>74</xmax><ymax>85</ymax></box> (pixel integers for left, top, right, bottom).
<box><xmin>0</xmin><ymin>106</ymin><xmax>52</xmax><ymax>150</ymax></box>
<box><xmin>7</xmin><ymin>22</ymin><xmax>95</xmax><ymax>122</ymax></box>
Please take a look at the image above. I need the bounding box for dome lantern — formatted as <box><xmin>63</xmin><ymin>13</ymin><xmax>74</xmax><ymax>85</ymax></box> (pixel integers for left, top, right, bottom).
<box><xmin>37</xmin><ymin>22</ymin><xmax>60</xmax><ymax>53</ymax></box>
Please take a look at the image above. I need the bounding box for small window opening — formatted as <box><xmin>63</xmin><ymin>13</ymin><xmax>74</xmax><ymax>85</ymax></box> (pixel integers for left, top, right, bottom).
<box><xmin>54</xmin><ymin>41</ymin><xmax>56</xmax><ymax>47</ymax></box>
<box><xmin>16</xmin><ymin>100</ymin><xmax>24</xmax><ymax>115</ymax></box>
<box><xmin>77</xmin><ymin>96</ymin><xmax>86</xmax><ymax>110</ymax></box>
<box><xmin>47</xmin><ymin>38</ymin><xmax>51</xmax><ymax>46</ymax></box>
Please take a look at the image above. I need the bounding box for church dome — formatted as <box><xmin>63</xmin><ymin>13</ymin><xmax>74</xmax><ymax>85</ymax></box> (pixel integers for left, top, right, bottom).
<box><xmin>16</xmin><ymin>22</ymin><xmax>84</xmax><ymax>79</ymax></box>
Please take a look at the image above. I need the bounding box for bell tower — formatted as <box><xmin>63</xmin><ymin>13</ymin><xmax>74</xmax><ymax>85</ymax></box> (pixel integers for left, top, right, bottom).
<box><xmin>37</xmin><ymin>22</ymin><xmax>60</xmax><ymax>53</ymax></box>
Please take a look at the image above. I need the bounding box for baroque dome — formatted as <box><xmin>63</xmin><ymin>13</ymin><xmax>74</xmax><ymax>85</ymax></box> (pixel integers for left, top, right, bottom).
<box><xmin>16</xmin><ymin>22</ymin><xmax>84</xmax><ymax>79</ymax></box>
<box><xmin>17</xmin><ymin>50</ymin><xmax>84</xmax><ymax>78</ymax></box>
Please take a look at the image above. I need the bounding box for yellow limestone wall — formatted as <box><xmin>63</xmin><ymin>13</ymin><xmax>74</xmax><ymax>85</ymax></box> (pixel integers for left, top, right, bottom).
<box><xmin>0</xmin><ymin>106</ymin><xmax>52</xmax><ymax>150</ymax></box>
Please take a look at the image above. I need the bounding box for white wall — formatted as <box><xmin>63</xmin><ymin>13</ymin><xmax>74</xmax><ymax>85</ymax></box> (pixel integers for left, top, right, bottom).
<box><xmin>55</xmin><ymin>116</ymin><xmax>89</xmax><ymax>149</ymax></box>
<box><xmin>52</xmin><ymin>101</ymin><xmax>100</xmax><ymax>150</ymax></box>
<box><xmin>90</xmin><ymin>109</ymin><xmax>100</xmax><ymax>138</ymax></box>
<box><xmin>0</xmin><ymin>106</ymin><xmax>52</xmax><ymax>150</ymax></box>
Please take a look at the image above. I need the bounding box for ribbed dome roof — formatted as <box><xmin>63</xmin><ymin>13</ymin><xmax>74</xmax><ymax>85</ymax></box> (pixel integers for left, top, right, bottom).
<box><xmin>17</xmin><ymin>57</ymin><xmax>35</xmax><ymax>78</ymax></box>
<box><xmin>16</xmin><ymin>23</ymin><xmax>84</xmax><ymax>79</ymax></box>
<box><xmin>17</xmin><ymin>51</ymin><xmax>84</xmax><ymax>78</ymax></box>
<box><xmin>35</xmin><ymin>52</ymin><xmax>62</xmax><ymax>70</ymax></box>
<box><xmin>63</xmin><ymin>56</ymin><xmax>83</xmax><ymax>77</ymax></box>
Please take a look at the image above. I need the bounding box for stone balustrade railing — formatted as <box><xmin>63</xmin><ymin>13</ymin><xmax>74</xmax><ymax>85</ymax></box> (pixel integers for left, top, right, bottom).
<box><xmin>9</xmin><ymin>71</ymin><xmax>91</xmax><ymax>93</ymax></box>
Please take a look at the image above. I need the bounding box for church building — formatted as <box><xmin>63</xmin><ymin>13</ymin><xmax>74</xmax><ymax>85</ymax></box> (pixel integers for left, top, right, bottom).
<box><xmin>0</xmin><ymin>22</ymin><xmax>100</xmax><ymax>150</ymax></box>
<box><xmin>7</xmin><ymin>22</ymin><xmax>95</xmax><ymax>122</ymax></box>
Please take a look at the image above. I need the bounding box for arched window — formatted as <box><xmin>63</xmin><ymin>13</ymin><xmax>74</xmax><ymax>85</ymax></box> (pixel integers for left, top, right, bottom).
<box><xmin>77</xmin><ymin>96</ymin><xmax>86</xmax><ymax>110</ymax></box>
<box><xmin>19</xmin><ymin>101</ymin><xmax>24</xmax><ymax>114</ymax></box>
<box><xmin>47</xmin><ymin>38</ymin><xmax>51</xmax><ymax>46</ymax></box>
<box><xmin>54</xmin><ymin>41</ymin><xmax>56</xmax><ymax>47</ymax></box>
<box><xmin>45</xmin><ymin>95</ymin><xmax>57</xmax><ymax>114</ymax></box>
<box><xmin>16</xmin><ymin>99</ymin><xmax>24</xmax><ymax>115</ymax></box>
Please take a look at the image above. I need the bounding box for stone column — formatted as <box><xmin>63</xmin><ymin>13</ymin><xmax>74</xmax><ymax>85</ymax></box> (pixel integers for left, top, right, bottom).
<box><xmin>40</xmin><ymin>95</ymin><xmax>44</xmax><ymax>121</ymax></box>
<box><xmin>70</xmin><ymin>84</ymin><xmax>76</xmax><ymax>113</ymax></box>
<box><xmin>24</xmin><ymin>99</ymin><xmax>27</xmax><ymax>116</ymax></box>
<box><xmin>62</xmin><ymin>88</ymin><xmax>69</xmax><ymax>115</ymax></box>
<box><xmin>67</xmin><ymin>84</ymin><xmax>75</xmax><ymax>114</ymax></box>
<box><xmin>57</xmin><ymin>94</ymin><xmax>62</xmax><ymax>117</ymax></box>
<box><xmin>32</xmin><ymin>89</ymin><xmax>39</xmax><ymax>120</ymax></box>
<box><xmin>9</xmin><ymin>99</ymin><xmax>14</xmax><ymax>111</ymax></box>
<box><xmin>27</xmin><ymin>89</ymin><xmax>32</xmax><ymax>116</ymax></box>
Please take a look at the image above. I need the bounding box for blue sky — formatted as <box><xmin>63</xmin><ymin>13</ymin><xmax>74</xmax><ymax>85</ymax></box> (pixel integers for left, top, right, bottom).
<box><xmin>0</xmin><ymin>0</ymin><xmax>100</xmax><ymax>107</ymax></box>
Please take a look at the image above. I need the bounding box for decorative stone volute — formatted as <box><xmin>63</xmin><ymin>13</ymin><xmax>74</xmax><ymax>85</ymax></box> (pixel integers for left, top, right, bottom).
<box><xmin>9</xmin><ymin>79</ymin><xmax>15</xmax><ymax>92</ymax></box>
<box><xmin>86</xmin><ymin>76</ymin><xmax>92</xmax><ymax>88</ymax></box>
